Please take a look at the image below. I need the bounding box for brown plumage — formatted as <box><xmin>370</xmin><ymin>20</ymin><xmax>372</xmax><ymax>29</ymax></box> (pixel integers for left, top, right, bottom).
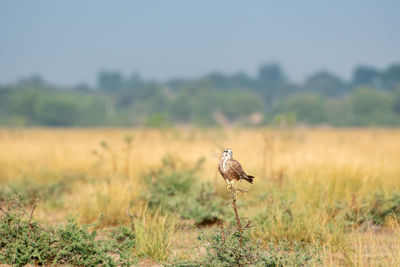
<box><xmin>218</xmin><ymin>148</ymin><xmax>254</xmax><ymax>187</ymax></box>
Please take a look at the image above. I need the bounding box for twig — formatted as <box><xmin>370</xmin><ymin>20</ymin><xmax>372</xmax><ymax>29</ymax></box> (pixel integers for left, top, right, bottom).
<box><xmin>126</xmin><ymin>206</ymin><xmax>137</xmax><ymax>231</ymax></box>
<box><xmin>126</xmin><ymin>206</ymin><xmax>136</xmax><ymax>219</ymax></box>
<box><xmin>229</xmin><ymin>186</ymin><xmax>244</xmax><ymax>245</ymax></box>
<box><xmin>233</xmin><ymin>188</ymin><xmax>248</xmax><ymax>194</ymax></box>
<box><xmin>27</xmin><ymin>199</ymin><xmax>39</xmax><ymax>237</ymax></box>
<box><xmin>244</xmin><ymin>220</ymin><xmax>252</xmax><ymax>229</ymax></box>
<box><xmin>219</xmin><ymin>221</ymin><xmax>226</xmax><ymax>244</ymax></box>
<box><xmin>28</xmin><ymin>199</ymin><xmax>39</xmax><ymax>227</ymax></box>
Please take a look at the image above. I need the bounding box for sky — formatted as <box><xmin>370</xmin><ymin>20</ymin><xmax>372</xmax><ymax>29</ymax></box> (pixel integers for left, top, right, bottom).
<box><xmin>0</xmin><ymin>0</ymin><xmax>399</xmax><ymax>86</ymax></box>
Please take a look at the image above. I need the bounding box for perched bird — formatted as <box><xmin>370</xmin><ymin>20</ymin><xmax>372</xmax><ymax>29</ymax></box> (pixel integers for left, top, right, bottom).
<box><xmin>218</xmin><ymin>148</ymin><xmax>254</xmax><ymax>189</ymax></box>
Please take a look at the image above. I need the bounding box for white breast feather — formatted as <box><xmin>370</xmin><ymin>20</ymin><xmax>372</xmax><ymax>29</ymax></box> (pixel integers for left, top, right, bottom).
<box><xmin>222</xmin><ymin>157</ymin><xmax>228</xmax><ymax>171</ymax></box>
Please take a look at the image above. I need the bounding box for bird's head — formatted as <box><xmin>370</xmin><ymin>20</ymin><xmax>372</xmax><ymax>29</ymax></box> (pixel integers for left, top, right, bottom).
<box><xmin>222</xmin><ymin>148</ymin><xmax>233</xmax><ymax>159</ymax></box>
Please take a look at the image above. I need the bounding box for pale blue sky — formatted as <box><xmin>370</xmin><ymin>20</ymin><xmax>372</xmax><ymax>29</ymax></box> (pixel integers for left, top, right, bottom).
<box><xmin>0</xmin><ymin>0</ymin><xmax>399</xmax><ymax>85</ymax></box>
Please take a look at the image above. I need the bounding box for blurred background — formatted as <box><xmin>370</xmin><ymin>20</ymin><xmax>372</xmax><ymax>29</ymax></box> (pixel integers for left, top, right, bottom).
<box><xmin>0</xmin><ymin>0</ymin><xmax>399</xmax><ymax>127</ymax></box>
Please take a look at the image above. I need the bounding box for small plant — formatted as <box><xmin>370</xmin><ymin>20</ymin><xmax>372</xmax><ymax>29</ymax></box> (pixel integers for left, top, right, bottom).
<box><xmin>198</xmin><ymin>225</ymin><xmax>262</xmax><ymax>267</ymax></box>
<box><xmin>123</xmin><ymin>135</ymin><xmax>134</xmax><ymax>177</ymax></box>
<box><xmin>131</xmin><ymin>208</ymin><xmax>176</xmax><ymax>262</ymax></box>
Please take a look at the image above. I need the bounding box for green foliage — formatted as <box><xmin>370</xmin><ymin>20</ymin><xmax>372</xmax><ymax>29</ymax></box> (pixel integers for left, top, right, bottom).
<box><xmin>304</xmin><ymin>71</ymin><xmax>346</xmax><ymax>97</ymax></box>
<box><xmin>340</xmin><ymin>192</ymin><xmax>400</xmax><ymax>226</ymax></box>
<box><xmin>352</xmin><ymin>65</ymin><xmax>380</xmax><ymax>88</ymax></box>
<box><xmin>350</xmin><ymin>87</ymin><xmax>397</xmax><ymax>125</ymax></box>
<box><xmin>143</xmin><ymin>155</ymin><xmax>224</xmax><ymax>225</ymax></box>
<box><xmin>282</xmin><ymin>93</ymin><xmax>326</xmax><ymax>124</ymax></box>
<box><xmin>0</xmin><ymin>195</ymin><xmax>136</xmax><ymax>266</ymax></box>
<box><xmin>198</xmin><ymin>227</ymin><xmax>263</xmax><ymax>267</ymax></box>
<box><xmin>145</xmin><ymin>113</ymin><xmax>170</xmax><ymax>128</ymax></box>
<box><xmin>0</xmin><ymin>175</ymin><xmax>80</xmax><ymax>206</ymax></box>
<box><xmin>381</xmin><ymin>64</ymin><xmax>400</xmax><ymax>89</ymax></box>
<box><xmin>259</xmin><ymin>241</ymin><xmax>322</xmax><ymax>267</ymax></box>
<box><xmin>1</xmin><ymin>62</ymin><xmax>400</xmax><ymax>127</ymax></box>
<box><xmin>219</xmin><ymin>91</ymin><xmax>264</xmax><ymax>120</ymax></box>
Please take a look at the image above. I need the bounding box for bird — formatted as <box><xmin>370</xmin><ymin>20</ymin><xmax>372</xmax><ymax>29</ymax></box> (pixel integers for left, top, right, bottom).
<box><xmin>218</xmin><ymin>148</ymin><xmax>254</xmax><ymax>189</ymax></box>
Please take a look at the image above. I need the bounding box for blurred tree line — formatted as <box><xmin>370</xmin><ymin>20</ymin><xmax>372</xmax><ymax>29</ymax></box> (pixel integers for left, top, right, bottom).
<box><xmin>1</xmin><ymin>63</ymin><xmax>400</xmax><ymax>127</ymax></box>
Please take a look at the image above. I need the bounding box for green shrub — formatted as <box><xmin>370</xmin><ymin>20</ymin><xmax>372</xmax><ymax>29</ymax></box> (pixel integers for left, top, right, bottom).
<box><xmin>194</xmin><ymin>227</ymin><xmax>321</xmax><ymax>267</ymax></box>
<box><xmin>258</xmin><ymin>241</ymin><xmax>322</xmax><ymax>267</ymax></box>
<box><xmin>0</xmin><ymin>195</ymin><xmax>136</xmax><ymax>266</ymax></box>
<box><xmin>0</xmin><ymin>174</ymin><xmax>83</xmax><ymax>206</ymax></box>
<box><xmin>341</xmin><ymin>192</ymin><xmax>400</xmax><ymax>225</ymax></box>
<box><xmin>198</xmin><ymin>227</ymin><xmax>262</xmax><ymax>267</ymax></box>
<box><xmin>143</xmin><ymin>155</ymin><xmax>224</xmax><ymax>225</ymax></box>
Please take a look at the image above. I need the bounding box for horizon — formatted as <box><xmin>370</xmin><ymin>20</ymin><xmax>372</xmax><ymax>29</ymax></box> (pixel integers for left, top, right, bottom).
<box><xmin>1</xmin><ymin>1</ymin><xmax>399</xmax><ymax>86</ymax></box>
<box><xmin>2</xmin><ymin>61</ymin><xmax>400</xmax><ymax>88</ymax></box>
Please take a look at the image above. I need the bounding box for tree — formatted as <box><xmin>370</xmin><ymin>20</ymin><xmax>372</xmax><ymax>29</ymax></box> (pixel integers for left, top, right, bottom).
<box><xmin>304</xmin><ymin>71</ymin><xmax>346</xmax><ymax>97</ymax></box>
<box><xmin>381</xmin><ymin>64</ymin><xmax>400</xmax><ymax>90</ymax></box>
<box><xmin>258</xmin><ymin>63</ymin><xmax>286</xmax><ymax>85</ymax></box>
<box><xmin>220</xmin><ymin>91</ymin><xmax>264</xmax><ymax>120</ymax></box>
<box><xmin>257</xmin><ymin>63</ymin><xmax>289</xmax><ymax>103</ymax></box>
<box><xmin>351</xmin><ymin>65</ymin><xmax>381</xmax><ymax>88</ymax></box>
<box><xmin>325</xmin><ymin>98</ymin><xmax>352</xmax><ymax>126</ymax></box>
<box><xmin>97</xmin><ymin>71</ymin><xmax>123</xmax><ymax>92</ymax></box>
<box><xmin>230</xmin><ymin>72</ymin><xmax>254</xmax><ymax>88</ymax></box>
<box><xmin>282</xmin><ymin>93</ymin><xmax>325</xmax><ymax>124</ymax></box>
<box><xmin>350</xmin><ymin>87</ymin><xmax>396</xmax><ymax>125</ymax></box>
<box><xmin>392</xmin><ymin>86</ymin><xmax>400</xmax><ymax>114</ymax></box>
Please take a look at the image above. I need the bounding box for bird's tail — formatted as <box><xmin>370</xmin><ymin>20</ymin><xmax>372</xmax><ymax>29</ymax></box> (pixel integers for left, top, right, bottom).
<box><xmin>243</xmin><ymin>175</ymin><xmax>254</xmax><ymax>184</ymax></box>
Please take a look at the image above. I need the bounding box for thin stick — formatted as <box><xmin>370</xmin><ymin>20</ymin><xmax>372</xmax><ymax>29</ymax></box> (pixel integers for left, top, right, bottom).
<box><xmin>229</xmin><ymin>187</ymin><xmax>243</xmax><ymax>245</ymax></box>
<box><xmin>28</xmin><ymin>199</ymin><xmax>39</xmax><ymax>227</ymax></box>
<box><xmin>126</xmin><ymin>206</ymin><xmax>137</xmax><ymax>231</ymax></box>
<box><xmin>27</xmin><ymin>199</ymin><xmax>39</xmax><ymax>237</ymax></box>
<box><xmin>219</xmin><ymin>221</ymin><xmax>226</xmax><ymax>244</ymax></box>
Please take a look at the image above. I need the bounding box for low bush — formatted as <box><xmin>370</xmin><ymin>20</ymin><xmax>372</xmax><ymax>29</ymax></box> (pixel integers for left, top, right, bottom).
<box><xmin>342</xmin><ymin>192</ymin><xmax>400</xmax><ymax>226</ymax></box>
<box><xmin>143</xmin><ymin>155</ymin><xmax>224</xmax><ymax>225</ymax></box>
<box><xmin>198</xmin><ymin>226</ymin><xmax>262</xmax><ymax>267</ymax></box>
<box><xmin>259</xmin><ymin>241</ymin><xmax>322</xmax><ymax>266</ymax></box>
<box><xmin>194</xmin><ymin>226</ymin><xmax>322</xmax><ymax>267</ymax></box>
<box><xmin>0</xmin><ymin>195</ymin><xmax>136</xmax><ymax>266</ymax></box>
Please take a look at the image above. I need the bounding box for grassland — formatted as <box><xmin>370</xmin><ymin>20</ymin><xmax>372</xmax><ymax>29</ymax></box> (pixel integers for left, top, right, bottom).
<box><xmin>1</xmin><ymin>128</ymin><xmax>400</xmax><ymax>266</ymax></box>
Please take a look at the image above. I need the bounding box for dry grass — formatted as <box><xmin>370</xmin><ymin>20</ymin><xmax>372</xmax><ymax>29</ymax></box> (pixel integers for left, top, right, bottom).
<box><xmin>1</xmin><ymin>127</ymin><xmax>400</xmax><ymax>265</ymax></box>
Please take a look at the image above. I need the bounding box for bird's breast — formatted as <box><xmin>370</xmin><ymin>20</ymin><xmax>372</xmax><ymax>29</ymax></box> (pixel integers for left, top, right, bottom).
<box><xmin>222</xmin><ymin>157</ymin><xmax>229</xmax><ymax>171</ymax></box>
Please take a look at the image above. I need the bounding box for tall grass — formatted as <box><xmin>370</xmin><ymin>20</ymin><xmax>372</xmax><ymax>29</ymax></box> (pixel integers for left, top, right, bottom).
<box><xmin>132</xmin><ymin>207</ymin><xmax>176</xmax><ymax>262</ymax></box>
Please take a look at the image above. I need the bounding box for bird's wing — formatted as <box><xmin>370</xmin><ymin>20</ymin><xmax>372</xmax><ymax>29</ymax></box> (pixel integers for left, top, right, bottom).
<box><xmin>228</xmin><ymin>159</ymin><xmax>246</xmax><ymax>179</ymax></box>
<box><xmin>217</xmin><ymin>160</ymin><xmax>224</xmax><ymax>175</ymax></box>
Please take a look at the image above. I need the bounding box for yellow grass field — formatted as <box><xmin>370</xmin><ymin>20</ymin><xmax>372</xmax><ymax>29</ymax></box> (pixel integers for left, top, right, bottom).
<box><xmin>1</xmin><ymin>127</ymin><xmax>400</xmax><ymax>266</ymax></box>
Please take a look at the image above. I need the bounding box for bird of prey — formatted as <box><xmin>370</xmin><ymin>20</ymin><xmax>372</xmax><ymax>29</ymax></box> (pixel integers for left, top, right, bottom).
<box><xmin>218</xmin><ymin>148</ymin><xmax>254</xmax><ymax>189</ymax></box>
